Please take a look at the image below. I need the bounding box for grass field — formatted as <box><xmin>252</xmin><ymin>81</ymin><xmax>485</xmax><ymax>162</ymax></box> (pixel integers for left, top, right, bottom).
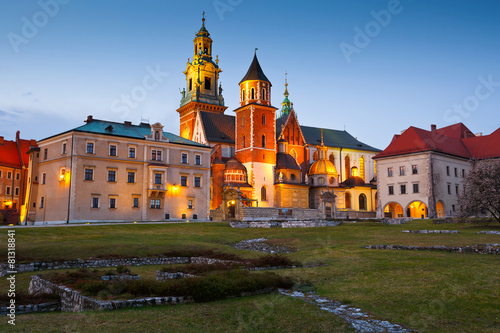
<box><xmin>1</xmin><ymin>220</ymin><xmax>499</xmax><ymax>332</ymax></box>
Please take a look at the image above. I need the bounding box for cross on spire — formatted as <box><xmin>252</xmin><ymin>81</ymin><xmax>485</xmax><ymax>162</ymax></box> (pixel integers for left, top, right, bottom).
<box><xmin>202</xmin><ymin>11</ymin><xmax>205</xmax><ymax>27</ymax></box>
<box><xmin>254</xmin><ymin>48</ymin><xmax>258</xmax><ymax>55</ymax></box>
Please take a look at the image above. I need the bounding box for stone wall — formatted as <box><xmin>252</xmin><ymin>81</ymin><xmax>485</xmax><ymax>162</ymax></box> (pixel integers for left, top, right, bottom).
<box><xmin>382</xmin><ymin>217</ymin><xmax>413</xmax><ymax>225</ymax></box>
<box><xmin>29</xmin><ymin>275</ymin><xmax>193</xmax><ymax>312</ymax></box>
<box><xmin>156</xmin><ymin>272</ymin><xmax>198</xmax><ymax>281</ymax></box>
<box><xmin>230</xmin><ymin>220</ymin><xmax>341</xmax><ymax>228</ymax></box>
<box><xmin>101</xmin><ymin>275</ymin><xmax>140</xmax><ymax>281</ymax></box>
<box><xmin>0</xmin><ymin>257</ymin><xmax>189</xmax><ymax>277</ymax></box>
<box><xmin>240</xmin><ymin>207</ymin><xmax>323</xmax><ymax>221</ymax></box>
<box><xmin>364</xmin><ymin>244</ymin><xmax>500</xmax><ymax>255</ymax></box>
<box><xmin>336</xmin><ymin>210</ymin><xmax>376</xmax><ymax>219</ymax></box>
<box><xmin>0</xmin><ymin>302</ymin><xmax>60</xmax><ymax>316</ymax></box>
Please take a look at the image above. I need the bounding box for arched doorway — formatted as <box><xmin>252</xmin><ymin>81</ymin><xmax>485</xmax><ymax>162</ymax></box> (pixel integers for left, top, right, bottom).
<box><xmin>359</xmin><ymin>194</ymin><xmax>367</xmax><ymax>210</ymax></box>
<box><xmin>407</xmin><ymin>201</ymin><xmax>428</xmax><ymax>218</ymax></box>
<box><xmin>345</xmin><ymin>192</ymin><xmax>351</xmax><ymax>209</ymax></box>
<box><xmin>436</xmin><ymin>201</ymin><xmax>445</xmax><ymax>218</ymax></box>
<box><xmin>384</xmin><ymin>202</ymin><xmax>403</xmax><ymax>218</ymax></box>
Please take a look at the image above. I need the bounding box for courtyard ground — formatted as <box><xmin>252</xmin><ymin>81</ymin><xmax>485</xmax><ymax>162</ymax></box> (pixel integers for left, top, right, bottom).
<box><xmin>1</xmin><ymin>219</ymin><xmax>499</xmax><ymax>332</ymax></box>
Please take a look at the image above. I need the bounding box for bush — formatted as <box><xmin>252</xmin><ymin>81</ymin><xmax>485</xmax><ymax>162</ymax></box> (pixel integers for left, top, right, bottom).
<box><xmin>249</xmin><ymin>254</ymin><xmax>299</xmax><ymax>268</ymax></box>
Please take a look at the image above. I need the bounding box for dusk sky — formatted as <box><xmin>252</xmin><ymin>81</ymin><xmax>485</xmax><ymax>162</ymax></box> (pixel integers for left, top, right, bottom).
<box><xmin>0</xmin><ymin>0</ymin><xmax>498</xmax><ymax>150</ymax></box>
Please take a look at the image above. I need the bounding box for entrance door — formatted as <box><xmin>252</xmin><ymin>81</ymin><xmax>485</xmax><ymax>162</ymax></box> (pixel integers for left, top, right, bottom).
<box><xmin>227</xmin><ymin>201</ymin><xmax>235</xmax><ymax>219</ymax></box>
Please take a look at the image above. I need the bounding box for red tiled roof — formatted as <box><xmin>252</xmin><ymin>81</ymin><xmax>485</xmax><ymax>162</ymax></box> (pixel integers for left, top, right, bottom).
<box><xmin>462</xmin><ymin>128</ymin><xmax>500</xmax><ymax>159</ymax></box>
<box><xmin>0</xmin><ymin>137</ymin><xmax>37</xmax><ymax>169</ymax></box>
<box><xmin>374</xmin><ymin>123</ymin><xmax>499</xmax><ymax>160</ymax></box>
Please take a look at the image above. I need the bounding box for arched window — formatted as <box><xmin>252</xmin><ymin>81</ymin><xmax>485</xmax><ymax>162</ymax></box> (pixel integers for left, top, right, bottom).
<box><xmin>329</xmin><ymin>153</ymin><xmax>335</xmax><ymax>164</ymax></box>
<box><xmin>242</xmin><ymin>135</ymin><xmax>246</xmax><ymax>149</ymax></box>
<box><xmin>262</xmin><ymin>88</ymin><xmax>266</xmax><ymax>100</ymax></box>
<box><xmin>242</xmin><ymin>89</ymin><xmax>245</xmax><ymax>101</ymax></box>
<box><xmin>262</xmin><ymin>135</ymin><xmax>266</xmax><ymax>148</ymax></box>
<box><xmin>155</xmin><ymin>131</ymin><xmax>160</xmax><ymax>141</ymax></box>
<box><xmin>361</xmin><ymin>158</ymin><xmax>366</xmax><ymax>176</ymax></box>
<box><xmin>345</xmin><ymin>192</ymin><xmax>351</xmax><ymax>209</ymax></box>
<box><xmin>262</xmin><ymin>114</ymin><xmax>266</xmax><ymax>125</ymax></box>
<box><xmin>291</xmin><ymin>174</ymin><xmax>296</xmax><ymax>181</ymax></box>
<box><xmin>345</xmin><ymin>156</ymin><xmax>350</xmax><ymax>180</ymax></box>
<box><xmin>242</xmin><ymin>116</ymin><xmax>245</xmax><ymax>127</ymax></box>
<box><xmin>251</xmin><ymin>88</ymin><xmax>255</xmax><ymax>100</ymax></box>
<box><xmin>359</xmin><ymin>194</ymin><xmax>367</xmax><ymax>210</ymax></box>
<box><xmin>261</xmin><ymin>186</ymin><xmax>267</xmax><ymax>201</ymax></box>
<box><xmin>189</xmin><ymin>78</ymin><xmax>193</xmax><ymax>91</ymax></box>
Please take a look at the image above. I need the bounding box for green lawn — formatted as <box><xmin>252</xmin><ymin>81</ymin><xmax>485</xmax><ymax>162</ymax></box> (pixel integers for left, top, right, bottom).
<box><xmin>1</xmin><ymin>220</ymin><xmax>499</xmax><ymax>332</ymax></box>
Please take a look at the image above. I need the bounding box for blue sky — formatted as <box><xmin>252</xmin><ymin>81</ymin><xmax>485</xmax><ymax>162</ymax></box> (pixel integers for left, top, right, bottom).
<box><xmin>0</xmin><ymin>0</ymin><xmax>499</xmax><ymax>150</ymax></box>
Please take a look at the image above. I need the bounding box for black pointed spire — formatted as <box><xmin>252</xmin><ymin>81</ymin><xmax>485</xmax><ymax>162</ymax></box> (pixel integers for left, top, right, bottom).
<box><xmin>239</xmin><ymin>53</ymin><xmax>271</xmax><ymax>85</ymax></box>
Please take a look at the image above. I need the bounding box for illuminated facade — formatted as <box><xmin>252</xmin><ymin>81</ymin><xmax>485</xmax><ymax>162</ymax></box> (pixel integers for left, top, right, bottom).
<box><xmin>374</xmin><ymin>123</ymin><xmax>500</xmax><ymax>218</ymax></box>
<box><xmin>0</xmin><ymin>131</ymin><xmax>37</xmax><ymax>224</ymax></box>
<box><xmin>181</xmin><ymin>17</ymin><xmax>381</xmax><ymax>216</ymax></box>
<box><xmin>23</xmin><ymin>117</ymin><xmax>211</xmax><ymax>224</ymax></box>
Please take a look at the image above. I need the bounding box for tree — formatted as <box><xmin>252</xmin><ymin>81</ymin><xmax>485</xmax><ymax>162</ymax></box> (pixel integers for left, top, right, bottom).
<box><xmin>458</xmin><ymin>159</ymin><xmax>500</xmax><ymax>222</ymax></box>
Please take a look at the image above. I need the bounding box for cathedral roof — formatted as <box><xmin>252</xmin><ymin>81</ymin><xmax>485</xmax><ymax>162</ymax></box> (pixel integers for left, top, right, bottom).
<box><xmin>301</xmin><ymin>126</ymin><xmax>381</xmax><ymax>152</ymax></box>
<box><xmin>239</xmin><ymin>54</ymin><xmax>271</xmax><ymax>85</ymax></box>
<box><xmin>199</xmin><ymin>111</ymin><xmax>235</xmax><ymax>144</ymax></box>
<box><xmin>340</xmin><ymin>176</ymin><xmax>374</xmax><ymax>188</ymax></box>
<box><xmin>225</xmin><ymin>158</ymin><xmax>247</xmax><ymax>172</ymax></box>
<box><xmin>276</xmin><ymin>153</ymin><xmax>301</xmax><ymax>170</ymax></box>
<box><xmin>308</xmin><ymin>159</ymin><xmax>337</xmax><ymax>176</ymax></box>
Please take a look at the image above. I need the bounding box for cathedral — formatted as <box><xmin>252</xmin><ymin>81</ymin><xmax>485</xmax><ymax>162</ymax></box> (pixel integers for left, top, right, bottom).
<box><xmin>177</xmin><ymin>17</ymin><xmax>381</xmax><ymax>218</ymax></box>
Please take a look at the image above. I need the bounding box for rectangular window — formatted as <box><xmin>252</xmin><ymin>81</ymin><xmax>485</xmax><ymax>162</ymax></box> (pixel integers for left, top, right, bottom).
<box><xmin>150</xmin><ymin>199</ymin><xmax>161</xmax><ymax>209</ymax></box>
<box><xmin>462</xmin><ymin>169</ymin><xmax>465</xmax><ymax>177</ymax></box>
<box><xmin>455</xmin><ymin>185</ymin><xmax>459</xmax><ymax>194</ymax></box>
<box><xmin>387</xmin><ymin>168</ymin><xmax>393</xmax><ymax>177</ymax></box>
<box><xmin>109</xmin><ymin>145</ymin><xmax>117</xmax><ymax>156</ymax></box>
<box><xmin>446</xmin><ymin>166</ymin><xmax>450</xmax><ymax>176</ymax></box>
<box><xmin>194</xmin><ymin>176</ymin><xmax>201</xmax><ymax>188</ymax></box>
<box><xmin>92</xmin><ymin>197</ymin><xmax>99</xmax><ymax>208</ymax></box>
<box><xmin>388</xmin><ymin>185</ymin><xmax>394</xmax><ymax>195</ymax></box>
<box><xmin>181</xmin><ymin>176</ymin><xmax>187</xmax><ymax>187</ymax></box>
<box><xmin>452</xmin><ymin>204</ymin><xmax>456</xmax><ymax>212</ymax></box>
<box><xmin>6</xmin><ymin>186</ymin><xmax>11</xmax><ymax>195</ymax></box>
<box><xmin>412</xmin><ymin>165</ymin><xmax>418</xmax><ymax>174</ymax></box>
<box><xmin>7</xmin><ymin>171</ymin><xmax>12</xmax><ymax>179</ymax></box>
<box><xmin>447</xmin><ymin>184</ymin><xmax>451</xmax><ymax>194</ymax></box>
<box><xmin>84</xmin><ymin>168</ymin><xmax>94</xmax><ymax>181</ymax></box>
<box><xmin>133</xmin><ymin>197</ymin><xmax>139</xmax><ymax>208</ymax></box>
<box><xmin>0</xmin><ymin>170</ymin><xmax>2</xmax><ymax>178</ymax></box>
<box><xmin>188</xmin><ymin>200</ymin><xmax>193</xmax><ymax>209</ymax></box>
<box><xmin>43</xmin><ymin>149</ymin><xmax>47</xmax><ymax>160</ymax></box>
<box><xmin>40</xmin><ymin>197</ymin><xmax>45</xmax><ymax>208</ymax></box>
<box><xmin>127</xmin><ymin>172</ymin><xmax>135</xmax><ymax>183</ymax></box>
<box><xmin>62</xmin><ymin>142</ymin><xmax>67</xmax><ymax>154</ymax></box>
<box><xmin>109</xmin><ymin>198</ymin><xmax>116</xmax><ymax>209</ymax></box>
<box><xmin>42</xmin><ymin>173</ymin><xmax>46</xmax><ymax>185</ymax></box>
<box><xmin>400</xmin><ymin>184</ymin><xmax>406</xmax><ymax>194</ymax></box>
<box><xmin>154</xmin><ymin>173</ymin><xmax>162</xmax><ymax>185</ymax></box>
<box><xmin>15</xmin><ymin>187</ymin><xmax>19</xmax><ymax>196</ymax></box>
<box><xmin>454</xmin><ymin>168</ymin><xmax>458</xmax><ymax>177</ymax></box>
<box><xmin>129</xmin><ymin>147</ymin><xmax>136</xmax><ymax>158</ymax></box>
<box><xmin>16</xmin><ymin>173</ymin><xmax>20</xmax><ymax>180</ymax></box>
<box><xmin>86</xmin><ymin>142</ymin><xmax>94</xmax><ymax>154</ymax></box>
<box><xmin>181</xmin><ymin>153</ymin><xmax>188</xmax><ymax>164</ymax></box>
<box><xmin>413</xmin><ymin>183</ymin><xmax>419</xmax><ymax>193</ymax></box>
<box><xmin>182</xmin><ymin>213</ymin><xmax>187</xmax><ymax>219</ymax></box>
<box><xmin>193</xmin><ymin>214</ymin><xmax>198</xmax><ymax>220</ymax></box>
<box><xmin>399</xmin><ymin>166</ymin><xmax>405</xmax><ymax>176</ymax></box>
<box><xmin>151</xmin><ymin>150</ymin><xmax>162</xmax><ymax>161</ymax></box>
<box><xmin>195</xmin><ymin>155</ymin><xmax>201</xmax><ymax>165</ymax></box>
<box><xmin>108</xmin><ymin>170</ymin><xmax>116</xmax><ymax>182</ymax></box>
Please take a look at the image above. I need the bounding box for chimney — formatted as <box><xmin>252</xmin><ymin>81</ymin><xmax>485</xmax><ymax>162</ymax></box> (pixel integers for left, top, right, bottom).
<box><xmin>124</xmin><ymin>121</ymin><xmax>132</xmax><ymax>126</ymax></box>
<box><xmin>86</xmin><ymin>115</ymin><xmax>93</xmax><ymax>123</ymax></box>
<box><xmin>475</xmin><ymin>132</ymin><xmax>482</xmax><ymax>137</ymax></box>
<box><xmin>16</xmin><ymin>130</ymin><xmax>20</xmax><ymax>141</ymax></box>
<box><xmin>431</xmin><ymin>124</ymin><xmax>437</xmax><ymax>132</ymax></box>
<box><xmin>30</xmin><ymin>139</ymin><xmax>37</xmax><ymax>146</ymax></box>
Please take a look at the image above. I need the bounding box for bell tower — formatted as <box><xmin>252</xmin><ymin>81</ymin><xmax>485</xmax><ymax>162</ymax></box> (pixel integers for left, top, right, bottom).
<box><xmin>235</xmin><ymin>52</ymin><xmax>277</xmax><ymax>207</ymax></box>
<box><xmin>177</xmin><ymin>13</ymin><xmax>227</xmax><ymax>140</ymax></box>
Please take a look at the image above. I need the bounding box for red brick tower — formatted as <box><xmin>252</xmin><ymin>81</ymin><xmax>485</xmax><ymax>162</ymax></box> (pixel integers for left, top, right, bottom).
<box><xmin>234</xmin><ymin>53</ymin><xmax>277</xmax><ymax>207</ymax></box>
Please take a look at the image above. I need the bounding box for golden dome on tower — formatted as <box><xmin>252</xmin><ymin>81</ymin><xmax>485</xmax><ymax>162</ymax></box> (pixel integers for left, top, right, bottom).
<box><xmin>308</xmin><ymin>159</ymin><xmax>337</xmax><ymax>176</ymax></box>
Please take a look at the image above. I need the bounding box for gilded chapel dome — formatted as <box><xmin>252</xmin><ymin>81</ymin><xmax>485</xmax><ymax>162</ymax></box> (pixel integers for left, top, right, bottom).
<box><xmin>308</xmin><ymin>159</ymin><xmax>338</xmax><ymax>176</ymax></box>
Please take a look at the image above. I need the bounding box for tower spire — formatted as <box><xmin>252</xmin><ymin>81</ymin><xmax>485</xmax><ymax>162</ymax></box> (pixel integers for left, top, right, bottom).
<box><xmin>279</xmin><ymin>72</ymin><xmax>292</xmax><ymax>118</ymax></box>
<box><xmin>321</xmin><ymin>129</ymin><xmax>324</xmax><ymax>146</ymax></box>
